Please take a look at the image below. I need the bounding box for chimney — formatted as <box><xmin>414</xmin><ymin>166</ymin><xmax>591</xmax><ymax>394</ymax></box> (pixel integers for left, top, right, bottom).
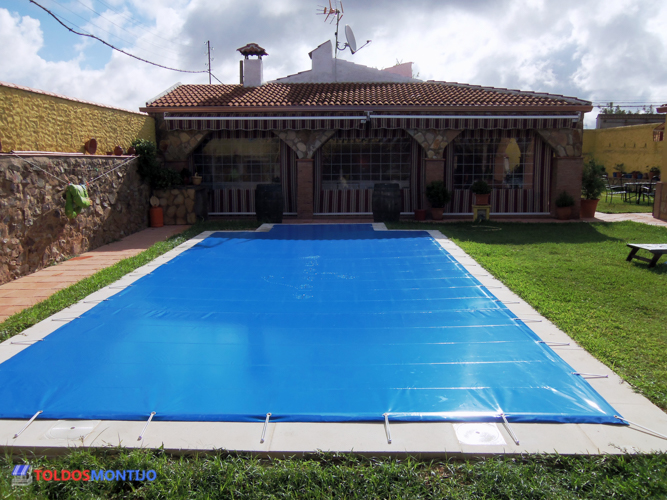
<box><xmin>237</xmin><ymin>43</ymin><xmax>268</xmax><ymax>87</ymax></box>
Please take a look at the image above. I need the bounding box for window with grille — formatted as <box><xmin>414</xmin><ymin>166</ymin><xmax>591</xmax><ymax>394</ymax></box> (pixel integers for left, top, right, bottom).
<box><xmin>321</xmin><ymin>138</ymin><xmax>411</xmax><ymax>189</ymax></box>
<box><xmin>192</xmin><ymin>137</ymin><xmax>280</xmax><ymax>186</ymax></box>
<box><xmin>452</xmin><ymin>136</ymin><xmax>535</xmax><ymax>189</ymax></box>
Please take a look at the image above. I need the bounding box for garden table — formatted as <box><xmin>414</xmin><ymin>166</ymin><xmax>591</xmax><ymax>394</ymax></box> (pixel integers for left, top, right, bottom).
<box><xmin>626</xmin><ymin>244</ymin><xmax>667</xmax><ymax>268</ymax></box>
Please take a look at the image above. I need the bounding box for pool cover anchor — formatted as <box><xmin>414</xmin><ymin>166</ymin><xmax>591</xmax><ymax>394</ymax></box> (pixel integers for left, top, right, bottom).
<box><xmin>260</xmin><ymin>413</ymin><xmax>272</xmax><ymax>443</ymax></box>
<box><xmin>13</xmin><ymin>410</ymin><xmax>43</xmax><ymax>439</ymax></box>
<box><xmin>138</xmin><ymin>412</ymin><xmax>156</xmax><ymax>441</ymax></box>
<box><xmin>614</xmin><ymin>415</ymin><xmax>667</xmax><ymax>440</ymax></box>
<box><xmin>500</xmin><ymin>413</ymin><xmax>520</xmax><ymax>445</ymax></box>
<box><xmin>538</xmin><ymin>341</ymin><xmax>571</xmax><ymax>346</ymax></box>
<box><xmin>383</xmin><ymin>413</ymin><xmax>392</xmax><ymax>444</ymax></box>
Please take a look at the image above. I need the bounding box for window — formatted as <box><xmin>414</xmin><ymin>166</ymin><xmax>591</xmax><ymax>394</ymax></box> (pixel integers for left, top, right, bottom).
<box><xmin>321</xmin><ymin>138</ymin><xmax>411</xmax><ymax>189</ymax></box>
<box><xmin>452</xmin><ymin>136</ymin><xmax>535</xmax><ymax>189</ymax></box>
<box><xmin>192</xmin><ymin>137</ymin><xmax>280</xmax><ymax>185</ymax></box>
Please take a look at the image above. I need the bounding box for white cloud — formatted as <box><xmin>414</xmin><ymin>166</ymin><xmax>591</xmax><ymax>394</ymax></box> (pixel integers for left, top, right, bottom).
<box><xmin>1</xmin><ymin>0</ymin><xmax>667</xmax><ymax>127</ymax></box>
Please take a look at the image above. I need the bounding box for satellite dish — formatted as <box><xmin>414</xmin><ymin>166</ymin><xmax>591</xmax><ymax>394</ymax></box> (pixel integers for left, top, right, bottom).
<box><xmin>345</xmin><ymin>25</ymin><xmax>357</xmax><ymax>53</ymax></box>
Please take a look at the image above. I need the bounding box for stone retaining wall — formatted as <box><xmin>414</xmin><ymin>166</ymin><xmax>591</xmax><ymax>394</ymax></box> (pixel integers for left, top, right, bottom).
<box><xmin>153</xmin><ymin>187</ymin><xmax>200</xmax><ymax>225</ymax></box>
<box><xmin>0</xmin><ymin>155</ymin><xmax>150</xmax><ymax>284</ymax></box>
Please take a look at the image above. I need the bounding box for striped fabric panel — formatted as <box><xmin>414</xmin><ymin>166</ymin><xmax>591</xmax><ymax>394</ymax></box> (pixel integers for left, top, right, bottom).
<box><xmin>410</xmin><ymin>139</ymin><xmax>423</xmax><ymax>211</ymax></box>
<box><xmin>211</xmin><ymin>188</ymin><xmax>255</xmax><ymax>213</ymax></box>
<box><xmin>320</xmin><ymin>189</ymin><xmax>374</xmax><ymax>213</ymax></box>
<box><xmin>280</xmin><ymin>143</ymin><xmax>297</xmax><ymax>213</ymax></box>
<box><xmin>371</xmin><ymin>117</ymin><xmax>576</xmax><ymax>130</ymax></box>
<box><xmin>167</xmin><ymin>116</ymin><xmax>366</xmax><ymax>132</ymax></box>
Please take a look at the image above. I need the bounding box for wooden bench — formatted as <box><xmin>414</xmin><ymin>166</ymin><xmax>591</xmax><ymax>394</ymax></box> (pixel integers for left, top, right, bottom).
<box><xmin>626</xmin><ymin>244</ymin><xmax>667</xmax><ymax>268</ymax></box>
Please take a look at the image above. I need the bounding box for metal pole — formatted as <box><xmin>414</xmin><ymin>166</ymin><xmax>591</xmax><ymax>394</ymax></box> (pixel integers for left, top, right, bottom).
<box><xmin>207</xmin><ymin>41</ymin><xmax>212</xmax><ymax>85</ymax></box>
<box><xmin>14</xmin><ymin>411</ymin><xmax>43</xmax><ymax>439</ymax></box>
<box><xmin>260</xmin><ymin>413</ymin><xmax>272</xmax><ymax>443</ymax></box>
<box><xmin>138</xmin><ymin>412</ymin><xmax>156</xmax><ymax>441</ymax></box>
<box><xmin>383</xmin><ymin>413</ymin><xmax>392</xmax><ymax>444</ymax></box>
<box><xmin>500</xmin><ymin>413</ymin><xmax>520</xmax><ymax>445</ymax></box>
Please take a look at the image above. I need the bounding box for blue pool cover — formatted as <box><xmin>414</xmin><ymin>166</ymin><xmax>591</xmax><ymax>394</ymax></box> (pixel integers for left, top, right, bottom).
<box><xmin>0</xmin><ymin>224</ymin><xmax>622</xmax><ymax>424</ymax></box>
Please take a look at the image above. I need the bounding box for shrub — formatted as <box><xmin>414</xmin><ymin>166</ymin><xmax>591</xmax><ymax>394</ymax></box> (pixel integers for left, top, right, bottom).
<box><xmin>555</xmin><ymin>191</ymin><xmax>575</xmax><ymax>207</ymax></box>
<box><xmin>470</xmin><ymin>180</ymin><xmax>491</xmax><ymax>195</ymax></box>
<box><xmin>131</xmin><ymin>138</ymin><xmax>182</xmax><ymax>190</ymax></box>
<box><xmin>425</xmin><ymin>181</ymin><xmax>451</xmax><ymax>208</ymax></box>
<box><xmin>581</xmin><ymin>159</ymin><xmax>606</xmax><ymax>200</ymax></box>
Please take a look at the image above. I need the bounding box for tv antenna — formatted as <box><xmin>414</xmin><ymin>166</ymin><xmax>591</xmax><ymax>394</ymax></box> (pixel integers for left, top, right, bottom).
<box><xmin>317</xmin><ymin>1</ymin><xmax>370</xmax><ymax>58</ymax></box>
<box><xmin>204</xmin><ymin>40</ymin><xmax>214</xmax><ymax>84</ymax></box>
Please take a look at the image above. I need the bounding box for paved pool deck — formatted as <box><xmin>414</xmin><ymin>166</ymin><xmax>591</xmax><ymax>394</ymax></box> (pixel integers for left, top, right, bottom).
<box><xmin>0</xmin><ymin>226</ymin><xmax>189</xmax><ymax>323</ymax></box>
<box><xmin>0</xmin><ymin>216</ymin><xmax>665</xmax><ymax>456</ymax></box>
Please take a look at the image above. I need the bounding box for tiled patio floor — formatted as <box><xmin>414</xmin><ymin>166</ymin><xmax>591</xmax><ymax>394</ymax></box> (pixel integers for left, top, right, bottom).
<box><xmin>0</xmin><ymin>226</ymin><xmax>189</xmax><ymax>323</ymax></box>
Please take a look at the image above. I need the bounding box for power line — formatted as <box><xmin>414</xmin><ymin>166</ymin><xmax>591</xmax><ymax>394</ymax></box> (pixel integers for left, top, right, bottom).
<box><xmin>46</xmin><ymin>0</ymin><xmax>179</xmax><ymax>64</ymax></box>
<box><xmin>29</xmin><ymin>0</ymin><xmax>221</xmax><ymax>79</ymax></box>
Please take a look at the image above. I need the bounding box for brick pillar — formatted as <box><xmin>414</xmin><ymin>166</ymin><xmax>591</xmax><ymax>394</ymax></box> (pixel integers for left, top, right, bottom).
<box><xmin>654</xmin><ymin>182</ymin><xmax>666</xmax><ymax>221</ymax></box>
<box><xmin>550</xmin><ymin>157</ymin><xmax>583</xmax><ymax>219</ymax></box>
<box><xmin>296</xmin><ymin>158</ymin><xmax>314</xmax><ymax>219</ymax></box>
<box><xmin>424</xmin><ymin>159</ymin><xmax>445</xmax><ymax>208</ymax></box>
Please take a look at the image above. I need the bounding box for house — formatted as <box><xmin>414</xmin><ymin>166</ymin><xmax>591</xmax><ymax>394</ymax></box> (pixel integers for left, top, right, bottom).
<box><xmin>140</xmin><ymin>42</ymin><xmax>592</xmax><ymax>219</ymax></box>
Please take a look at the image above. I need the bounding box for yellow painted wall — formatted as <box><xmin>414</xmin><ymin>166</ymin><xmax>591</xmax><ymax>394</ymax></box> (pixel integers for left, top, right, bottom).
<box><xmin>583</xmin><ymin>123</ymin><xmax>663</xmax><ymax>174</ymax></box>
<box><xmin>0</xmin><ymin>83</ymin><xmax>155</xmax><ymax>154</ymax></box>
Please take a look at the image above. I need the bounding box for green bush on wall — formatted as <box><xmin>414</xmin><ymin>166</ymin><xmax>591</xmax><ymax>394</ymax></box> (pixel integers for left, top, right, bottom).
<box><xmin>131</xmin><ymin>139</ymin><xmax>181</xmax><ymax>190</ymax></box>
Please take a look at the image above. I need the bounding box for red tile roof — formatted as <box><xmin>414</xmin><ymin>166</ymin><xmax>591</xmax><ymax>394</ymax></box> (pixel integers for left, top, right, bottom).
<box><xmin>142</xmin><ymin>82</ymin><xmax>591</xmax><ymax>112</ymax></box>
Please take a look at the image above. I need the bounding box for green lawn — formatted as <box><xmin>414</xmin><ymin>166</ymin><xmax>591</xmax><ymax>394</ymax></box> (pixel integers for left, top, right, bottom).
<box><xmin>2</xmin><ymin>449</ymin><xmax>666</xmax><ymax>499</ymax></box>
<box><xmin>1</xmin><ymin>220</ymin><xmax>667</xmax><ymax>498</ymax></box>
<box><xmin>596</xmin><ymin>196</ymin><xmax>654</xmax><ymax>214</ymax></box>
<box><xmin>390</xmin><ymin>221</ymin><xmax>667</xmax><ymax>410</ymax></box>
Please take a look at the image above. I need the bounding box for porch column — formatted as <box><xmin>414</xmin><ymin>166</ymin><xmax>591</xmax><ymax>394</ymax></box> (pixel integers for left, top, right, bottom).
<box><xmin>296</xmin><ymin>158</ymin><xmax>314</xmax><ymax>219</ymax></box>
<box><xmin>550</xmin><ymin>157</ymin><xmax>583</xmax><ymax>219</ymax></box>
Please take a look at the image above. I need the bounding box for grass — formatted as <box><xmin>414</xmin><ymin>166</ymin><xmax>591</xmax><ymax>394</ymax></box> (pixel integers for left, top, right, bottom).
<box><xmin>596</xmin><ymin>195</ymin><xmax>654</xmax><ymax>214</ymax></box>
<box><xmin>390</xmin><ymin>220</ymin><xmax>667</xmax><ymax>410</ymax></box>
<box><xmin>0</xmin><ymin>220</ymin><xmax>259</xmax><ymax>341</ymax></box>
<box><xmin>1</xmin><ymin>449</ymin><xmax>666</xmax><ymax>499</ymax></box>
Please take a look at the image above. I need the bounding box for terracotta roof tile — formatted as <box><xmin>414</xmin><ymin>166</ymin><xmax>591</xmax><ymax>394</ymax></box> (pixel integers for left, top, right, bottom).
<box><xmin>144</xmin><ymin>82</ymin><xmax>589</xmax><ymax>110</ymax></box>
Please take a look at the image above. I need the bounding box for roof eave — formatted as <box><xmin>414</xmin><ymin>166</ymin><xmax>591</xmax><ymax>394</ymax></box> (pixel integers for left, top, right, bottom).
<box><xmin>141</xmin><ymin>104</ymin><xmax>593</xmax><ymax>114</ymax></box>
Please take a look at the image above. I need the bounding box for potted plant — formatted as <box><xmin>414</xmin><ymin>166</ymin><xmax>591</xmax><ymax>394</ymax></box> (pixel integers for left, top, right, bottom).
<box><xmin>613</xmin><ymin>163</ymin><xmax>625</xmax><ymax>179</ymax></box>
<box><xmin>649</xmin><ymin>166</ymin><xmax>661</xmax><ymax>180</ymax></box>
<box><xmin>425</xmin><ymin>181</ymin><xmax>450</xmax><ymax>220</ymax></box>
<box><xmin>192</xmin><ymin>171</ymin><xmax>203</xmax><ymax>185</ymax></box>
<box><xmin>555</xmin><ymin>191</ymin><xmax>574</xmax><ymax>220</ymax></box>
<box><xmin>470</xmin><ymin>180</ymin><xmax>491</xmax><ymax>205</ymax></box>
<box><xmin>580</xmin><ymin>159</ymin><xmax>606</xmax><ymax>218</ymax></box>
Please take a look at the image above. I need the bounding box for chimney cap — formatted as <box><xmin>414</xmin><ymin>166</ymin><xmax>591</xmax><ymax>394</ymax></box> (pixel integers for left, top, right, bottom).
<box><xmin>237</xmin><ymin>43</ymin><xmax>268</xmax><ymax>59</ymax></box>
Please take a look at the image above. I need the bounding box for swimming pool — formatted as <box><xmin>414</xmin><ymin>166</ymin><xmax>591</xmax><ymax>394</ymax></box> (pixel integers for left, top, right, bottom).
<box><xmin>0</xmin><ymin>224</ymin><xmax>621</xmax><ymax>425</ymax></box>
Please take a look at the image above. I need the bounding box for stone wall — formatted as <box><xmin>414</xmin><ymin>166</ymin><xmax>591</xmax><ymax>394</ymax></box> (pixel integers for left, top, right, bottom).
<box><xmin>0</xmin><ymin>82</ymin><xmax>155</xmax><ymax>154</ymax></box>
<box><xmin>153</xmin><ymin>187</ymin><xmax>200</xmax><ymax>225</ymax></box>
<box><xmin>0</xmin><ymin>155</ymin><xmax>150</xmax><ymax>284</ymax></box>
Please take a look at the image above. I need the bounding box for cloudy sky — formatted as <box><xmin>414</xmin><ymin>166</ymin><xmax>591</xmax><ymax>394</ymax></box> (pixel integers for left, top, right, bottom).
<box><xmin>2</xmin><ymin>0</ymin><xmax>667</xmax><ymax>127</ymax></box>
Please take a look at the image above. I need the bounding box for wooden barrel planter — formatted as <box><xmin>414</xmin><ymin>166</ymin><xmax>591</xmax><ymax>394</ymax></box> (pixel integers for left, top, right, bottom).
<box><xmin>255</xmin><ymin>184</ymin><xmax>284</xmax><ymax>223</ymax></box>
<box><xmin>372</xmin><ymin>183</ymin><xmax>401</xmax><ymax>222</ymax></box>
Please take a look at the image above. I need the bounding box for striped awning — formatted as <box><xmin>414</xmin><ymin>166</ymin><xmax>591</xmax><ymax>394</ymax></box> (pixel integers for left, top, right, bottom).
<box><xmin>165</xmin><ymin>113</ymin><xmax>579</xmax><ymax>131</ymax></box>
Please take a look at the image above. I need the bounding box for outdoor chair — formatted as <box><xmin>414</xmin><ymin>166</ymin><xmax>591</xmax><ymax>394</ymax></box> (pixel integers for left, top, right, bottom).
<box><xmin>642</xmin><ymin>180</ymin><xmax>656</xmax><ymax>204</ymax></box>
<box><xmin>604</xmin><ymin>176</ymin><xmax>627</xmax><ymax>202</ymax></box>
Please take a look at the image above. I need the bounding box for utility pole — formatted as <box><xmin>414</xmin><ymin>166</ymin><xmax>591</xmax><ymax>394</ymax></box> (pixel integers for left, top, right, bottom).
<box><xmin>206</xmin><ymin>40</ymin><xmax>212</xmax><ymax>84</ymax></box>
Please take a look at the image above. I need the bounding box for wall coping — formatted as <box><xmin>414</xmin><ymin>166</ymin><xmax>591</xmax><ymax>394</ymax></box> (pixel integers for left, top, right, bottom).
<box><xmin>0</xmin><ymin>80</ymin><xmax>147</xmax><ymax>117</ymax></box>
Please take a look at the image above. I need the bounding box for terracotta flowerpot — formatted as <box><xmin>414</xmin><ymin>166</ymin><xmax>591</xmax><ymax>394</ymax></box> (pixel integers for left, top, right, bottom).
<box><xmin>114</xmin><ymin>145</ymin><xmax>123</xmax><ymax>156</ymax></box>
<box><xmin>430</xmin><ymin>207</ymin><xmax>444</xmax><ymax>220</ymax></box>
<box><xmin>414</xmin><ymin>209</ymin><xmax>427</xmax><ymax>221</ymax></box>
<box><xmin>474</xmin><ymin>193</ymin><xmax>490</xmax><ymax>205</ymax></box>
<box><xmin>149</xmin><ymin>207</ymin><xmax>164</xmax><ymax>227</ymax></box>
<box><xmin>85</xmin><ymin>138</ymin><xmax>97</xmax><ymax>155</ymax></box>
<box><xmin>555</xmin><ymin>206</ymin><xmax>572</xmax><ymax>220</ymax></box>
<box><xmin>580</xmin><ymin>199</ymin><xmax>599</xmax><ymax>218</ymax></box>
<box><xmin>127</xmin><ymin>146</ymin><xmax>136</xmax><ymax>155</ymax></box>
